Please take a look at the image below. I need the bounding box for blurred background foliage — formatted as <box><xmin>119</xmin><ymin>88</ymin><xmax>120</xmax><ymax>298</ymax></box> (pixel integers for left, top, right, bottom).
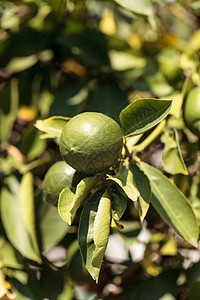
<box><xmin>0</xmin><ymin>0</ymin><xmax>200</xmax><ymax>299</ymax></box>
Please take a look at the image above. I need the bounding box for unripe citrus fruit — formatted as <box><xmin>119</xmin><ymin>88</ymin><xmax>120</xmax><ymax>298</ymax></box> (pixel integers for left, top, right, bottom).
<box><xmin>183</xmin><ymin>87</ymin><xmax>200</xmax><ymax>137</ymax></box>
<box><xmin>59</xmin><ymin>112</ymin><xmax>123</xmax><ymax>174</ymax></box>
<box><xmin>43</xmin><ymin>161</ymin><xmax>82</xmax><ymax>206</ymax></box>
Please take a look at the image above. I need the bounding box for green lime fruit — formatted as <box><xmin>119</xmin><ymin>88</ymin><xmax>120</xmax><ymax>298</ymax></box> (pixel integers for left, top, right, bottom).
<box><xmin>59</xmin><ymin>112</ymin><xmax>123</xmax><ymax>174</ymax></box>
<box><xmin>43</xmin><ymin>161</ymin><xmax>83</xmax><ymax>206</ymax></box>
<box><xmin>183</xmin><ymin>87</ymin><xmax>200</xmax><ymax>137</ymax></box>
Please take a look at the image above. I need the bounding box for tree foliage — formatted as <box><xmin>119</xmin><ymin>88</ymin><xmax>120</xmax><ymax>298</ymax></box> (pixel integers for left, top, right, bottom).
<box><xmin>0</xmin><ymin>0</ymin><xmax>200</xmax><ymax>299</ymax></box>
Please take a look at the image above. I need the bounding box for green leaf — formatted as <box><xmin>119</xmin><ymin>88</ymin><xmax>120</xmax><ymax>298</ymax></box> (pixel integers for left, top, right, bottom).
<box><xmin>37</xmin><ymin>198</ymin><xmax>69</xmax><ymax>251</ymax></box>
<box><xmin>92</xmin><ymin>188</ymin><xmax>111</xmax><ymax>282</ymax></box>
<box><xmin>113</xmin><ymin>0</ymin><xmax>156</xmax><ymax>28</ymax></box>
<box><xmin>19</xmin><ymin>126</ymin><xmax>46</xmax><ymax>161</ymax></box>
<box><xmin>35</xmin><ymin>116</ymin><xmax>71</xmax><ymax>139</ymax></box>
<box><xmin>0</xmin><ymin>78</ymin><xmax>19</xmax><ymax>143</ymax></box>
<box><xmin>131</xmin><ymin>163</ymin><xmax>151</xmax><ymax>221</ymax></box>
<box><xmin>120</xmin><ymin>98</ymin><xmax>172</xmax><ymax>137</ymax></box>
<box><xmin>161</xmin><ymin>129</ymin><xmax>188</xmax><ymax>175</ymax></box>
<box><xmin>111</xmin><ymin>185</ymin><xmax>127</xmax><ymax>221</ymax></box>
<box><xmin>0</xmin><ymin>239</ymin><xmax>23</xmax><ymax>269</ymax></box>
<box><xmin>140</xmin><ymin>162</ymin><xmax>199</xmax><ymax>247</ymax></box>
<box><xmin>1</xmin><ymin>176</ymin><xmax>41</xmax><ymax>262</ymax></box>
<box><xmin>78</xmin><ymin>188</ymin><xmax>111</xmax><ymax>283</ymax></box>
<box><xmin>20</xmin><ymin>172</ymin><xmax>41</xmax><ymax>258</ymax></box>
<box><xmin>58</xmin><ymin>176</ymin><xmax>98</xmax><ymax>225</ymax></box>
<box><xmin>0</xmin><ymin>269</ymin><xmax>7</xmax><ymax>298</ymax></box>
<box><xmin>107</xmin><ymin>162</ymin><xmax>140</xmax><ymax>201</ymax></box>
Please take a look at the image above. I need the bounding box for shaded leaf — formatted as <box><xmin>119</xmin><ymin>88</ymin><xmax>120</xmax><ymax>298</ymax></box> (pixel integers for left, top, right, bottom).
<box><xmin>161</xmin><ymin>129</ymin><xmax>188</xmax><ymax>175</ymax></box>
<box><xmin>107</xmin><ymin>162</ymin><xmax>139</xmax><ymax>201</ymax></box>
<box><xmin>1</xmin><ymin>176</ymin><xmax>41</xmax><ymax>262</ymax></box>
<box><xmin>37</xmin><ymin>198</ymin><xmax>69</xmax><ymax>252</ymax></box>
<box><xmin>140</xmin><ymin>162</ymin><xmax>199</xmax><ymax>247</ymax></box>
<box><xmin>111</xmin><ymin>185</ymin><xmax>127</xmax><ymax>221</ymax></box>
<box><xmin>58</xmin><ymin>176</ymin><xmax>98</xmax><ymax>225</ymax></box>
<box><xmin>19</xmin><ymin>126</ymin><xmax>46</xmax><ymax>161</ymax></box>
<box><xmin>87</xmin><ymin>80</ymin><xmax>129</xmax><ymax>122</ymax></box>
<box><xmin>20</xmin><ymin>172</ymin><xmax>41</xmax><ymax>258</ymax></box>
<box><xmin>120</xmin><ymin>98</ymin><xmax>172</xmax><ymax>137</ymax></box>
<box><xmin>35</xmin><ymin>116</ymin><xmax>71</xmax><ymax>139</ymax></box>
<box><xmin>131</xmin><ymin>163</ymin><xmax>151</xmax><ymax>221</ymax></box>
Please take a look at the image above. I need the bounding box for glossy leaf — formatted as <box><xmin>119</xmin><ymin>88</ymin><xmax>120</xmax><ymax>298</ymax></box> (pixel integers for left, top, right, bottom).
<box><xmin>161</xmin><ymin>129</ymin><xmax>188</xmax><ymax>175</ymax></box>
<box><xmin>140</xmin><ymin>162</ymin><xmax>199</xmax><ymax>247</ymax></box>
<box><xmin>20</xmin><ymin>172</ymin><xmax>41</xmax><ymax>258</ymax></box>
<box><xmin>1</xmin><ymin>176</ymin><xmax>41</xmax><ymax>262</ymax></box>
<box><xmin>58</xmin><ymin>176</ymin><xmax>98</xmax><ymax>225</ymax></box>
<box><xmin>107</xmin><ymin>163</ymin><xmax>139</xmax><ymax>201</ymax></box>
<box><xmin>111</xmin><ymin>185</ymin><xmax>127</xmax><ymax>221</ymax></box>
<box><xmin>113</xmin><ymin>0</ymin><xmax>156</xmax><ymax>27</ymax></box>
<box><xmin>120</xmin><ymin>98</ymin><xmax>172</xmax><ymax>137</ymax></box>
<box><xmin>78</xmin><ymin>188</ymin><xmax>111</xmax><ymax>282</ymax></box>
<box><xmin>131</xmin><ymin>163</ymin><xmax>151</xmax><ymax>221</ymax></box>
<box><xmin>35</xmin><ymin>116</ymin><xmax>71</xmax><ymax>139</ymax></box>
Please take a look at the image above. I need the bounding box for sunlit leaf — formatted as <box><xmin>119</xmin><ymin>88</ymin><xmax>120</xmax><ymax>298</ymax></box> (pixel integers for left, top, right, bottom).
<box><xmin>58</xmin><ymin>176</ymin><xmax>98</xmax><ymax>225</ymax></box>
<box><xmin>161</xmin><ymin>129</ymin><xmax>188</xmax><ymax>175</ymax></box>
<box><xmin>20</xmin><ymin>172</ymin><xmax>41</xmax><ymax>258</ymax></box>
<box><xmin>113</xmin><ymin>0</ymin><xmax>156</xmax><ymax>28</ymax></box>
<box><xmin>0</xmin><ymin>239</ymin><xmax>23</xmax><ymax>269</ymax></box>
<box><xmin>107</xmin><ymin>163</ymin><xmax>139</xmax><ymax>201</ymax></box>
<box><xmin>140</xmin><ymin>162</ymin><xmax>199</xmax><ymax>247</ymax></box>
<box><xmin>35</xmin><ymin>116</ymin><xmax>71</xmax><ymax>138</ymax></box>
<box><xmin>0</xmin><ymin>269</ymin><xmax>7</xmax><ymax>298</ymax></box>
<box><xmin>1</xmin><ymin>176</ymin><xmax>41</xmax><ymax>262</ymax></box>
<box><xmin>120</xmin><ymin>98</ymin><xmax>172</xmax><ymax>137</ymax></box>
<box><xmin>78</xmin><ymin>188</ymin><xmax>111</xmax><ymax>282</ymax></box>
<box><xmin>92</xmin><ymin>188</ymin><xmax>111</xmax><ymax>282</ymax></box>
<box><xmin>6</xmin><ymin>55</ymin><xmax>38</xmax><ymax>73</ymax></box>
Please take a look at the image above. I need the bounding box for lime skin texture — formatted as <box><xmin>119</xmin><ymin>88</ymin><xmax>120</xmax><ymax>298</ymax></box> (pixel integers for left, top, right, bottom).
<box><xmin>184</xmin><ymin>87</ymin><xmax>200</xmax><ymax>137</ymax></box>
<box><xmin>43</xmin><ymin>161</ymin><xmax>82</xmax><ymax>206</ymax></box>
<box><xmin>59</xmin><ymin>112</ymin><xmax>124</xmax><ymax>175</ymax></box>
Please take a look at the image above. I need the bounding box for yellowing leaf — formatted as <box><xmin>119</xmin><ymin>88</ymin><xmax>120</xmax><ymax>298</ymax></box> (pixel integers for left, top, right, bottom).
<box><xmin>35</xmin><ymin>116</ymin><xmax>71</xmax><ymax>138</ymax></box>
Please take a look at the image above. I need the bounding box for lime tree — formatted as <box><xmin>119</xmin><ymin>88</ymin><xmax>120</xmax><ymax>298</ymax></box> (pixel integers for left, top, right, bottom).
<box><xmin>59</xmin><ymin>112</ymin><xmax>123</xmax><ymax>174</ymax></box>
